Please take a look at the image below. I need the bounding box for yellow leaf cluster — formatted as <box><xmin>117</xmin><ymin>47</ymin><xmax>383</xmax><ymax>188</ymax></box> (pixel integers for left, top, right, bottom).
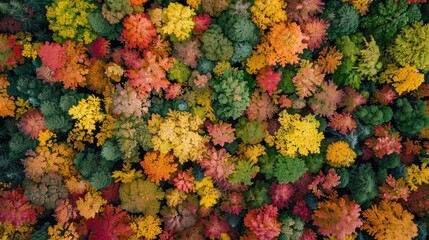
<box><xmin>213</xmin><ymin>61</ymin><xmax>232</xmax><ymax>76</ymax></box>
<box><xmin>68</xmin><ymin>95</ymin><xmax>105</xmax><ymax>134</ymax></box>
<box><xmin>264</xmin><ymin>130</ymin><xmax>276</xmax><ymax>147</ymax></box>
<box><xmin>0</xmin><ymin>222</ymin><xmax>33</xmax><ymax>240</ymax></box>
<box><xmin>326</xmin><ymin>141</ymin><xmax>357</xmax><ymax>167</ymax></box>
<box><xmin>406</xmin><ymin>163</ymin><xmax>429</xmax><ymax>191</ymax></box>
<box><xmin>37</xmin><ymin>130</ymin><xmax>56</xmax><ymax>147</ymax></box>
<box><xmin>165</xmin><ymin>188</ymin><xmax>187</xmax><ymax>207</ymax></box>
<box><xmin>0</xmin><ymin>182</ymin><xmax>11</xmax><ymax>191</ymax></box>
<box><xmin>105</xmin><ymin>62</ymin><xmax>124</xmax><ymax>82</ymax></box>
<box><xmin>112</xmin><ymin>163</ymin><xmax>143</xmax><ymax>184</ymax></box>
<box><xmin>237</xmin><ymin>143</ymin><xmax>266</xmax><ymax>164</ymax></box>
<box><xmin>186</xmin><ymin>0</ymin><xmax>201</xmax><ymax>9</ymax></box>
<box><xmin>14</xmin><ymin>32</ymin><xmax>40</xmax><ymax>60</ymax></box>
<box><xmin>194</xmin><ymin>176</ymin><xmax>221</xmax><ymax>208</ymax></box>
<box><xmin>160</xmin><ymin>2</ymin><xmax>196</xmax><ymax>41</ymax></box>
<box><xmin>220</xmin><ymin>233</ymin><xmax>232</xmax><ymax>240</ymax></box>
<box><xmin>250</xmin><ymin>0</ymin><xmax>287</xmax><ymax>30</ymax></box>
<box><xmin>195</xmin><ymin>89</ymin><xmax>215</xmax><ymax>121</ymax></box>
<box><xmin>21</xmin><ymin>42</ymin><xmax>40</xmax><ymax>60</ymax></box>
<box><xmin>48</xmin><ymin>222</ymin><xmax>79</xmax><ymax>240</ymax></box>
<box><xmin>183</xmin><ymin>89</ymin><xmax>215</xmax><ymax>121</ymax></box>
<box><xmin>325</xmin><ymin>233</ymin><xmax>358</xmax><ymax>240</ymax></box>
<box><xmin>75</xmin><ymin>189</ymin><xmax>107</xmax><ymax>219</ymax></box>
<box><xmin>379</xmin><ymin>64</ymin><xmax>424</xmax><ymax>95</ymax></box>
<box><xmin>14</xmin><ymin>97</ymin><xmax>30</xmax><ymax>119</ymax></box>
<box><xmin>95</xmin><ymin>114</ymin><xmax>115</xmax><ymax>146</ymax></box>
<box><xmin>340</xmin><ymin>0</ymin><xmax>372</xmax><ymax>15</ymax></box>
<box><xmin>67</xmin><ymin>95</ymin><xmax>106</xmax><ymax>149</ymax></box>
<box><xmin>148</xmin><ymin>109</ymin><xmax>208</xmax><ymax>163</ymax></box>
<box><xmin>46</xmin><ymin>0</ymin><xmax>97</xmax><ymax>44</ymax></box>
<box><xmin>275</xmin><ymin>110</ymin><xmax>324</xmax><ymax>157</ymax></box>
<box><xmin>14</xmin><ymin>32</ymin><xmax>32</xmax><ymax>42</ymax></box>
<box><xmin>130</xmin><ymin>215</ymin><xmax>163</xmax><ymax>240</ymax></box>
<box><xmin>246</xmin><ymin>50</ymin><xmax>267</xmax><ymax>74</ymax></box>
<box><xmin>362</xmin><ymin>200</ymin><xmax>418</xmax><ymax>240</ymax></box>
<box><xmin>0</xmin><ymin>75</ymin><xmax>15</xmax><ymax>118</ymax></box>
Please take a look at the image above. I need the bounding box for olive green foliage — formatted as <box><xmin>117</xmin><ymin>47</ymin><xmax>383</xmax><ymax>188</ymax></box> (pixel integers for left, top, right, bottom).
<box><xmin>355</xmin><ymin>104</ymin><xmax>393</xmax><ymax>126</ymax></box>
<box><xmin>0</xmin><ymin>0</ymin><xmax>52</xmax><ymax>41</ymax></box>
<box><xmin>88</xmin><ymin>11</ymin><xmax>122</xmax><ymax>40</ymax></box>
<box><xmin>278</xmin><ymin>66</ymin><xmax>297</xmax><ymax>94</ymax></box>
<box><xmin>279</xmin><ymin>212</ymin><xmax>305</xmax><ymax>240</ymax></box>
<box><xmin>218</xmin><ymin>9</ymin><xmax>259</xmax><ymax>44</ymax></box>
<box><xmin>378</xmin><ymin>153</ymin><xmax>401</xmax><ymax>170</ymax></box>
<box><xmin>9</xmin><ymin>132</ymin><xmax>38</xmax><ymax>159</ymax></box>
<box><xmin>119</xmin><ymin>178</ymin><xmax>165</xmax><ymax>214</ymax></box>
<box><xmin>334</xmin><ymin>34</ymin><xmax>363</xmax><ymax>88</ymax></box>
<box><xmin>8</xmin><ymin>66</ymin><xmax>84</xmax><ymax>132</ymax></box>
<box><xmin>73</xmin><ymin>148</ymin><xmax>115</xmax><ymax>189</ymax></box>
<box><xmin>357</xmin><ymin>36</ymin><xmax>383</xmax><ymax>79</ymax></box>
<box><xmin>303</xmin><ymin>153</ymin><xmax>325</xmax><ymax>173</ymax></box>
<box><xmin>113</xmin><ymin>117</ymin><xmax>153</xmax><ymax>163</ymax></box>
<box><xmin>102</xmin><ymin>0</ymin><xmax>133</xmax><ymax>24</ymax></box>
<box><xmin>196</xmin><ymin>58</ymin><xmax>216</xmax><ymax>74</ymax></box>
<box><xmin>211</xmin><ymin>69</ymin><xmax>251</xmax><ymax>120</ymax></box>
<box><xmin>346</xmin><ymin>163</ymin><xmax>378</xmax><ymax>204</ymax></box>
<box><xmin>23</xmin><ymin>172</ymin><xmax>69</xmax><ymax>209</ymax></box>
<box><xmin>235</xmin><ymin>117</ymin><xmax>266</xmax><ymax>144</ymax></box>
<box><xmin>273</xmin><ymin>155</ymin><xmax>308</xmax><ymax>184</ymax></box>
<box><xmin>388</xmin><ymin>21</ymin><xmax>429</xmax><ymax>70</ymax></box>
<box><xmin>228</xmin><ymin>160</ymin><xmax>260</xmax><ymax>185</ymax></box>
<box><xmin>393</xmin><ymin>98</ymin><xmax>429</xmax><ymax>135</ymax></box>
<box><xmin>200</xmin><ymin>24</ymin><xmax>234</xmax><ymax>62</ymax></box>
<box><xmin>244</xmin><ymin>180</ymin><xmax>271</xmax><ymax>208</ymax></box>
<box><xmin>322</xmin><ymin>0</ymin><xmax>360</xmax><ymax>40</ymax></box>
<box><xmin>168</xmin><ymin>60</ymin><xmax>192</xmax><ymax>83</ymax></box>
<box><xmin>360</xmin><ymin>0</ymin><xmax>421</xmax><ymax>46</ymax></box>
<box><xmin>259</xmin><ymin>146</ymin><xmax>277</xmax><ymax>179</ymax></box>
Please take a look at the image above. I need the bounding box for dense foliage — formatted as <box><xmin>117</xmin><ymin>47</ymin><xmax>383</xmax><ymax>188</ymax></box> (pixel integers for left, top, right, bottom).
<box><xmin>1</xmin><ymin>0</ymin><xmax>429</xmax><ymax>239</ymax></box>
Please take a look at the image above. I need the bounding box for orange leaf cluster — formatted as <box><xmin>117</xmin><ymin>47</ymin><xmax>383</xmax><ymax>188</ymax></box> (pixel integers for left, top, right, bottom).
<box><xmin>312</xmin><ymin>195</ymin><xmax>362</xmax><ymax>239</ymax></box>
<box><xmin>22</xmin><ymin>143</ymin><xmax>78</xmax><ymax>182</ymax></box>
<box><xmin>126</xmin><ymin>50</ymin><xmax>174</xmax><ymax>99</ymax></box>
<box><xmin>246</xmin><ymin>22</ymin><xmax>308</xmax><ymax>74</ymax></box>
<box><xmin>121</xmin><ymin>13</ymin><xmax>157</xmax><ymax>51</ymax></box>
<box><xmin>37</xmin><ymin>41</ymin><xmax>89</xmax><ymax>89</ymax></box>
<box><xmin>378</xmin><ymin>175</ymin><xmax>410</xmax><ymax>201</ymax></box>
<box><xmin>140</xmin><ymin>151</ymin><xmax>178</xmax><ymax>183</ymax></box>
<box><xmin>86</xmin><ymin>59</ymin><xmax>114</xmax><ymax>96</ymax></box>
<box><xmin>317</xmin><ymin>46</ymin><xmax>343</xmax><ymax>74</ymax></box>
<box><xmin>54</xmin><ymin>199</ymin><xmax>78</xmax><ymax>225</ymax></box>
<box><xmin>0</xmin><ymin>74</ymin><xmax>15</xmax><ymax>118</ymax></box>
<box><xmin>362</xmin><ymin>200</ymin><xmax>418</xmax><ymax>240</ymax></box>
<box><xmin>266</xmin><ymin>22</ymin><xmax>308</xmax><ymax>67</ymax></box>
<box><xmin>76</xmin><ymin>189</ymin><xmax>107</xmax><ymax>219</ymax></box>
<box><xmin>129</xmin><ymin>0</ymin><xmax>148</xmax><ymax>6</ymax></box>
